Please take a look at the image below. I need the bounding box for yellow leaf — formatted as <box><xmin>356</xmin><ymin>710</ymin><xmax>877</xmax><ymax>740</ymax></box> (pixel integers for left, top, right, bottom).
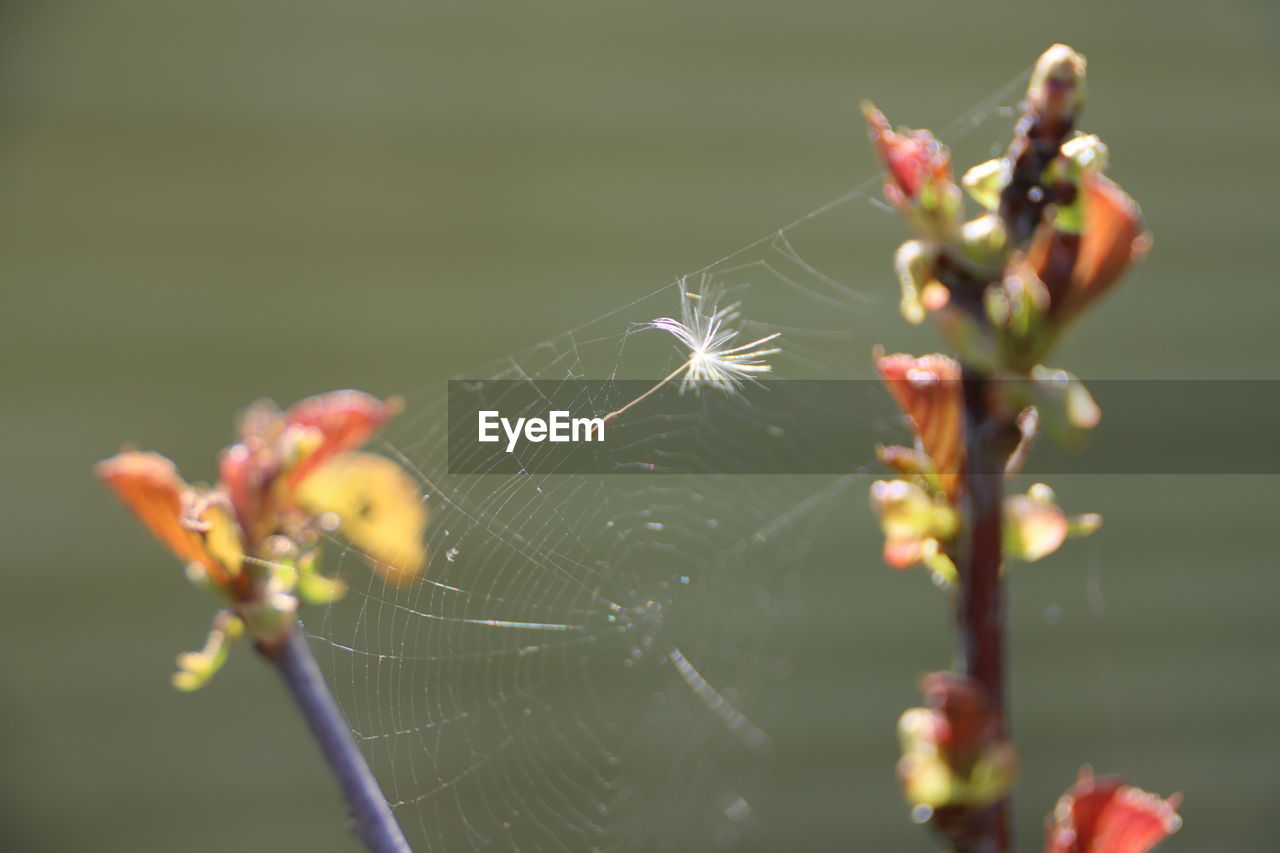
<box><xmin>295</xmin><ymin>452</ymin><xmax>428</xmax><ymax>583</ymax></box>
<box><xmin>201</xmin><ymin>501</ymin><xmax>245</xmax><ymax>580</ymax></box>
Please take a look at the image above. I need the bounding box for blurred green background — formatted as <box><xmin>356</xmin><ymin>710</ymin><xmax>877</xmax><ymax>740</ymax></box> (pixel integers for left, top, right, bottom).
<box><xmin>2</xmin><ymin>1</ymin><xmax>1277</xmax><ymax>850</ymax></box>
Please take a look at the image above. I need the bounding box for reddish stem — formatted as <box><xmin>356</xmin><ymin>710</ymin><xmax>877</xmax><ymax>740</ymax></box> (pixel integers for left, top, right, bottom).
<box><xmin>939</xmin><ymin>82</ymin><xmax>1073</xmax><ymax>853</ymax></box>
<box><xmin>954</xmin><ymin>367</ymin><xmax>1011</xmax><ymax>853</ymax></box>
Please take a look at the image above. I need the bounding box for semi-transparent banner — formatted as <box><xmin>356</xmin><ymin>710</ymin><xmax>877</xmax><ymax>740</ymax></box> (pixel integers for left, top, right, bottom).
<box><xmin>446</xmin><ymin>380</ymin><xmax>1279</xmax><ymax>475</ymax></box>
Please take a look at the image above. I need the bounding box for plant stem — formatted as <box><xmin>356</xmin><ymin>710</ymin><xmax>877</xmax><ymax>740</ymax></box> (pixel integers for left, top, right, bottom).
<box><xmin>955</xmin><ymin>366</ymin><xmax>1010</xmax><ymax>853</ymax></box>
<box><xmin>263</xmin><ymin>624</ymin><xmax>411</xmax><ymax>853</ymax></box>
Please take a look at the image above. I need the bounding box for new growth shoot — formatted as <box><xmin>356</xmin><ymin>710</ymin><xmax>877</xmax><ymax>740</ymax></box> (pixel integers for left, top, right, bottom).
<box><xmin>863</xmin><ymin>44</ymin><xmax>1181</xmax><ymax>853</ymax></box>
<box><xmin>602</xmin><ymin>278</ymin><xmax>781</xmax><ymax>425</ymax></box>
<box><xmin>98</xmin><ymin>391</ymin><xmax>424</xmax><ymax>852</ymax></box>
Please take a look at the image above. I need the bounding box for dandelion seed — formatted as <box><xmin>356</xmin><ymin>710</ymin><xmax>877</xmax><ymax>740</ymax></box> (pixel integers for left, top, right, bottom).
<box><xmin>648</xmin><ymin>289</ymin><xmax>781</xmax><ymax>393</ymax></box>
<box><xmin>603</xmin><ymin>279</ymin><xmax>780</xmax><ymax>425</ymax></box>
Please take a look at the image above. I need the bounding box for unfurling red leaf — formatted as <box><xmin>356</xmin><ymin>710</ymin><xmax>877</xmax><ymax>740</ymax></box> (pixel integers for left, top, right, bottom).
<box><xmin>1045</xmin><ymin>767</ymin><xmax>1181</xmax><ymax>853</ymax></box>
<box><xmin>283</xmin><ymin>390</ymin><xmax>403</xmax><ymax>488</ymax></box>
<box><xmin>1026</xmin><ymin>174</ymin><xmax>1147</xmax><ymax>326</ymax></box>
<box><xmin>96</xmin><ymin>452</ymin><xmax>243</xmax><ymax>588</ymax></box>
<box><xmin>876</xmin><ymin>352</ymin><xmax>965</xmax><ymax>498</ymax></box>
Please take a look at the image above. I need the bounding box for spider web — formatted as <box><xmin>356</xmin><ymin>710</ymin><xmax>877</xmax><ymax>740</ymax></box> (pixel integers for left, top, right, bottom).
<box><xmin>309</xmin><ymin>71</ymin><xmax>1028</xmax><ymax>851</ymax></box>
